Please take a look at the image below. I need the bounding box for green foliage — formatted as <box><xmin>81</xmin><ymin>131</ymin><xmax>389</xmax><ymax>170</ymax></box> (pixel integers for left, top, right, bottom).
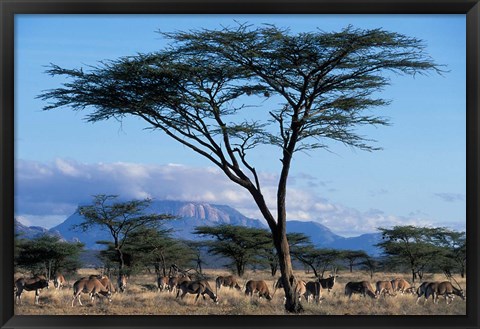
<box><xmin>15</xmin><ymin>235</ymin><xmax>84</xmax><ymax>278</ymax></box>
<box><xmin>291</xmin><ymin>244</ymin><xmax>343</xmax><ymax>278</ymax></box>
<box><xmin>339</xmin><ymin>250</ymin><xmax>369</xmax><ymax>272</ymax></box>
<box><xmin>193</xmin><ymin>225</ymin><xmax>273</xmax><ymax>277</ymax></box>
<box><xmin>98</xmin><ymin>227</ymin><xmax>196</xmax><ymax>276</ymax></box>
<box><xmin>376</xmin><ymin>225</ymin><xmax>466</xmax><ymax>281</ymax></box>
<box><xmin>77</xmin><ymin>194</ymin><xmax>176</xmax><ymax>273</ymax></box>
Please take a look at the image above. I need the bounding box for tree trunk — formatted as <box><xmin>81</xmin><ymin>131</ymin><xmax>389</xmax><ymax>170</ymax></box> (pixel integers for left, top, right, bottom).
<box><xmin>273</xmin><ymin>232</ymin><xmax>304</xmax><ymax>313</ymax></box>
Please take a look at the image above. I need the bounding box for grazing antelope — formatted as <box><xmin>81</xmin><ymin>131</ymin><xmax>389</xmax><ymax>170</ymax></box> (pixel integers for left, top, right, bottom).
<box><xmin>215</xmin><ymin>275</ymin><xmax>241</xmax><ymax>294</ymax></box>
<box><xmin>72</xmin><ymin>277</ymin><xmax>112</xmax><ymax>306</ymax></box>
<box><xmin>169</xmin><ymin>274</ymin><xmax>191</xmax><ymax>295</ymax></box>
<box><xmin>375</xmin><ymin>280</ymin><xmax>396</xmax><ymax>297</ymax></box>
<box><xmin>53</xmin><ymin>273</ymin><xmax>67</xmax><ymax>290</ymax></box>
<box><xmin>157</xmin><ymin>276</ymin><xmax>170</xmax><ymax>292</ymax></box>
<box><xmin>99</xmin><ymin>275</ymin><xmax>116</xmax><ymax>294</ymax></box>
<box><xmin>391</xmin><ymin>278</ymin><xmax>415</xmax><ymax>295</ymax></box>
<box><xmin>345</xmin><ymin>281</ymin><xmax>378</xmax><ymax>299</ymax></box>
<box><xmin>118</xmin><ymin>274</ymin><xmax>128</xmax><ymax>293</ymax></box>
<box><xmin>176</xmin><ymin>280</ymin><xmax>218</xmax><ymax>304</ymax></box>
<box><xmin>245</xmin><ymin>280</ymin><xmax>272</xmax><ymax>300</ymax></box>
<box><xmin>15</xmin><ymin>276</ymin><xmax>49</xmax><ymax>305</ymax></box>
<box><xmin>415</xmin><ymin>281</ymin><xmax>433</xmax><ymax>304</ymax></box>
<box><xmin>319</xmin><ymin>275</ymin><xmax>338</xmax><ymax>294</ymax></box>
<box><xmin>305</xmin><ymin>281</ymin><xmax>322</xmax><ymax>304</ymax></box>
<box><xmin>424</xmin><ymin>281</ymin><xmax>466</xmax><ymax>304</ymax></box>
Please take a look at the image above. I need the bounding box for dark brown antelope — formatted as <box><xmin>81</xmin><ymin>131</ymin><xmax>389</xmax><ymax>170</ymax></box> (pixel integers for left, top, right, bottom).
<box><xmin>215</xmin><ymin>275</ymin><xmax>241</xmax><ymax>294</ymax></box>
<box><xmin>245</xmin><ymin>280</ymin><xmax>272</xmax><ymax>300</ymax></box>
<box><xmin>305</xmin><ymin>281</ymin><xmax>322</xmax><ymax>304</ymax></box>
<box><xmin>319</xmin><ymin>274</ymin><xmax>338</xmax><ymax>294</ymax></box>
<box><xmin>176</xmin><ymin>280</ymin><xmax>218</xmax><ymax>304</ymax></box>
<box><xmin>345</xmin><ymin>281</ymin><xmax>378</xmax><ymax>299</ymax></box>
<box><xmin>424</xmin><ymin>281</ymin><xmax>466</xmax><ymax>304</ymax></box>
<box><xmin>415</xmin><ymin>281</ymin><xmax>433</xmax><ymax>304</ymax></box>
<box><xmin>15</xmin><ymin>276</ymin><xmax>49</xmax><ymax>305</ymax></box>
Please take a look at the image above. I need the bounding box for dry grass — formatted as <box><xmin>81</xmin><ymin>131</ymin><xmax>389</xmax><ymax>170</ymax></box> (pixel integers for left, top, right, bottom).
<box><xmin>14</xmin><ymin>269</ymin><xmax>466</xmax><ymax>316</ymax></box>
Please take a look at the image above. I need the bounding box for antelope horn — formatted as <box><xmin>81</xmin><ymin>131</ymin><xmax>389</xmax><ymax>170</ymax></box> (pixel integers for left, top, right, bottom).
<box><xmin>450</xmin><ymin>276</ymin><xmax>462</xmax><ymax>290</ymax></box>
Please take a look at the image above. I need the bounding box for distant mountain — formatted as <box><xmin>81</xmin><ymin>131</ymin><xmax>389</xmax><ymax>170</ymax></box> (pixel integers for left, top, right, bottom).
<box><xmin>329</xmin><ymin>232</ymin><xmax>383</xmax><ymax>256</ymax></box>
<box><xmin>49</xmin><ymin>200</ymin><xmax>265</xmax><ymax>249</ymax></box>
<box><xmin>14</xmin><ymin>218</ymin><xmax>61</xmax><ymax>240</ymax></box>
<box><xmin>285</xmin><ymin>220</ymin><xmax>382</xmax><ymax>256</ymax></box>
<box><xmin>286</xmin><ymin>220</ymin><xmax>342</xmax><ymax>246</ymax></box>
<box><xmin>18</xmin><ymin>200</ymin><xmax>382</xmax><ymax>256</ymax></box>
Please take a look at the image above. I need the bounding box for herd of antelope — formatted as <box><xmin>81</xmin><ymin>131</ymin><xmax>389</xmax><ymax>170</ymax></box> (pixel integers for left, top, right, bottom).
<box><xmin>14</xmin><ymin>273</ymin><xmax>128</xmax><ymax>306</ymax></box>
<box><xmin>14</xmin><ymin>271</ymin><xmax>466</xmax><ymax>308</ymax></box>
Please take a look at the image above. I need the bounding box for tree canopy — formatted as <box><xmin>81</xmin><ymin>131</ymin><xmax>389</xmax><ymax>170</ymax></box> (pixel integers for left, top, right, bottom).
<box><xmin>76</xmin><ymin>194</ymin><xmax>176</xmax><ymax>273</ymax></box>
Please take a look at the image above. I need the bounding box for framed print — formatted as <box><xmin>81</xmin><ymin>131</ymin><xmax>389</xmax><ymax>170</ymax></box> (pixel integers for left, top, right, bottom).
<box><xmin>1</xmin><ymin>1</ymin><xmax>479</xmax><ymax>329</ymax></box>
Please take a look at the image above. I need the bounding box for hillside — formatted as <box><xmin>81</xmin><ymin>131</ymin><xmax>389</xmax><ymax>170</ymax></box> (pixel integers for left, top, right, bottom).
<box><xmin>48</xmin><ymin>200</ymin><xmax>265</xmax><ymax>249</ymax></box>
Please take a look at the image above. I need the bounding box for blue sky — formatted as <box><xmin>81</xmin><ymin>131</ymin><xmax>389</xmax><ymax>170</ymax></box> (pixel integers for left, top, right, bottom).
<box><xmin>14</xmin><ymin>14</ymin><xmax>466</xmax><ymax>236</ymax></box>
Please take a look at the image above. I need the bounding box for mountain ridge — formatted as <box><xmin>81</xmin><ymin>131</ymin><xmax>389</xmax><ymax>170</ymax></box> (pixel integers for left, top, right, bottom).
<box><xmin>16</xmin><ymin>200</ymin><xmax>382</xmax><ymax>255</ymax></box>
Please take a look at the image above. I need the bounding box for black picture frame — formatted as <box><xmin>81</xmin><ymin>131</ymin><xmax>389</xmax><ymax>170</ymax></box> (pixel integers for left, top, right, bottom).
<box><xmin>1</xmin><ymin>1</ymin><xmax>478</xmax><ymax>329</ymax></box>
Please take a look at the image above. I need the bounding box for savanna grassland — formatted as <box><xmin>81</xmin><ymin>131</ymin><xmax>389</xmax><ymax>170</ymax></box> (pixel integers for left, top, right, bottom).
<box><xmin>14</xmin><ymin>269</ymin><xmax>466</xmax><ymax>316</ymax></box>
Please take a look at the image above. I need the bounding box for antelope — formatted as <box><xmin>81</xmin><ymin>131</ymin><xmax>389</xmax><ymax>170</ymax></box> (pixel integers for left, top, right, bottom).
<box><xmin>305</xmin><ymin>281</ymin><xmax>322</xmax><ymax>304</ymax></box>
<box><xmin>245</xmin><ymin>280</ymin><xmax>272</xmax><ymax>300</ymax></box>
<box><xmin>99</xmin><ymin>275</ymin><xmax>116</xmax><ymax>293</ymax></box>
<box><xmin>415</xmin><ymin>281</ymin><xmax>433</xmax><ymax>304</ymax></box>
<box><xmin>345</xmin><ymin>281</ymin><xmax>378</xmax><ymax>299</ymax></box>
<box><xmin>15</xmin><ymin>276</ymin><xmax>49</xmax><ymax>305</ymax></box>
<box><xmin>319</xmin><ymin>274</ymin><xmax>338</xmax><ymax>294</ymax></box>
<box><xmin>375</xmin><ymin>280</ymin><xmax>396</xmax><ymax>297</ymax></box>
<box><xmin>215</xmin><ymin>275</ymin><xmax>241</xmax><ymax>294</ymax></box>
<box><xmin>176</xmin><ymin>280</ymin><xmax>218</xmax><ymax>304</ymax></box>
<box><xmin>118</xmin><ymin>274</ymin><xmax>128</xmax><ymax>293</ymax></box>
<box><xmin>169</xmin><ymin>274</ymin><xmax>191</xmax><ymax>295</ymax></box>
<box><xmin>72</xmin><ymin>277</ymin><xmax>112</xmax><ymax>306</ymax></box>
<box><xmin>391</xmin><ymin>278</ymin><xmax>415</xmax><ymax>295</ymax></box>
<box><xmin>424</xmin><ymin>281</ymin><xmax>466</xmax><ymax>304</ymax></box>
<box><xmin>157</xmin><ymin>276</ymin><xmax>170</xmax><ymax>292</ymax></box>
<box><xmin>53</xmin><ymin>273</ymin><xmax>67</xmax><ymax>290</ymax></box>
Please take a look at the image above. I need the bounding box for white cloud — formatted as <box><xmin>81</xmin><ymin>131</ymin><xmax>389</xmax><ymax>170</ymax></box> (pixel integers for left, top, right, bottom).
<box><xmin>14</xmin><ymin>159</ymin><xmax>465</xmax><ymax>235</ymax></box>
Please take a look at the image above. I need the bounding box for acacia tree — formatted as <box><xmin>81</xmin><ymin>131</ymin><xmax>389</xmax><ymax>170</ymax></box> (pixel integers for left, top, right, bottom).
<box><xmin>15</xmin><ymin>235</ymin><xmax>84</xmax><ymax>279</ymax></box>
<box><xmin>291</xmin><ymin>245</ymin><xmax>342</xmax><ymax>278</ymax></box>
<box><xmin>341</xmin><ymin>250</ymin><xmax>369</xmax><ymax>273</ymax></box>
<box><xmin>39</xmin><ymin>24</ymin><xmax>441</xmax><ymax>312</ymax></box>
<box><xmin>99</xmin><ymin>227</ymin><xmax>195</xmax><ymax>276</ymax></box>
<box><xmin>376</xmin><ymin>225</ymin><xmax>447</xmax><ymax>282</ymax></box>
<box><xmin>76</xmin><ymin>195</ymin><xmax>175</xmax><ymax>275</ymax></box>
<box><xmin>194</xmin><ymin>225</ymin><xmax>272</xmax><ymax>277</ymax></box>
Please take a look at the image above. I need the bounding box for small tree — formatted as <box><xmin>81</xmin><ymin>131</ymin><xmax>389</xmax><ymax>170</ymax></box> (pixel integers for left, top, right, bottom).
<box><xmin>341</xmin><ymin>250</ymin><xmax>369</xmax><ymax>273</ymax></box>
<box><xmin>40</xmin><ymin>24</ymin><xmax>442</xmax><ymax>312</ymax></box>
<box><xmin>194</xmin><ymin>225</ymin><xmax>271</xmax><ymax>277</ymax></box>
<box><xmin>359</xmin><ymin>255</ymin><xmax>381</xmax><ymax>279</ymax></box>
<box><xmin>15</xmin><ymin>235</ymin><xmax>84</xmax><ymax>278</ymax></box>
<box><xmin>291</xmin><ymin>244</ymin><xmax>342</xmax><ymax>278</ymax></box>
<box><xmin>76</xmin><ymin>194</ymin><xmax>175</xmax><ymax>275</ymax></box>
<box><xmin>127</xmin><ymin>228</ymin><xmax>196</xmax><ymax>276</ymax></box>
<box><xmin>376</xmin><ymin>225</ymin><xmax>445</xmax><ymax>282</ymax></box>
